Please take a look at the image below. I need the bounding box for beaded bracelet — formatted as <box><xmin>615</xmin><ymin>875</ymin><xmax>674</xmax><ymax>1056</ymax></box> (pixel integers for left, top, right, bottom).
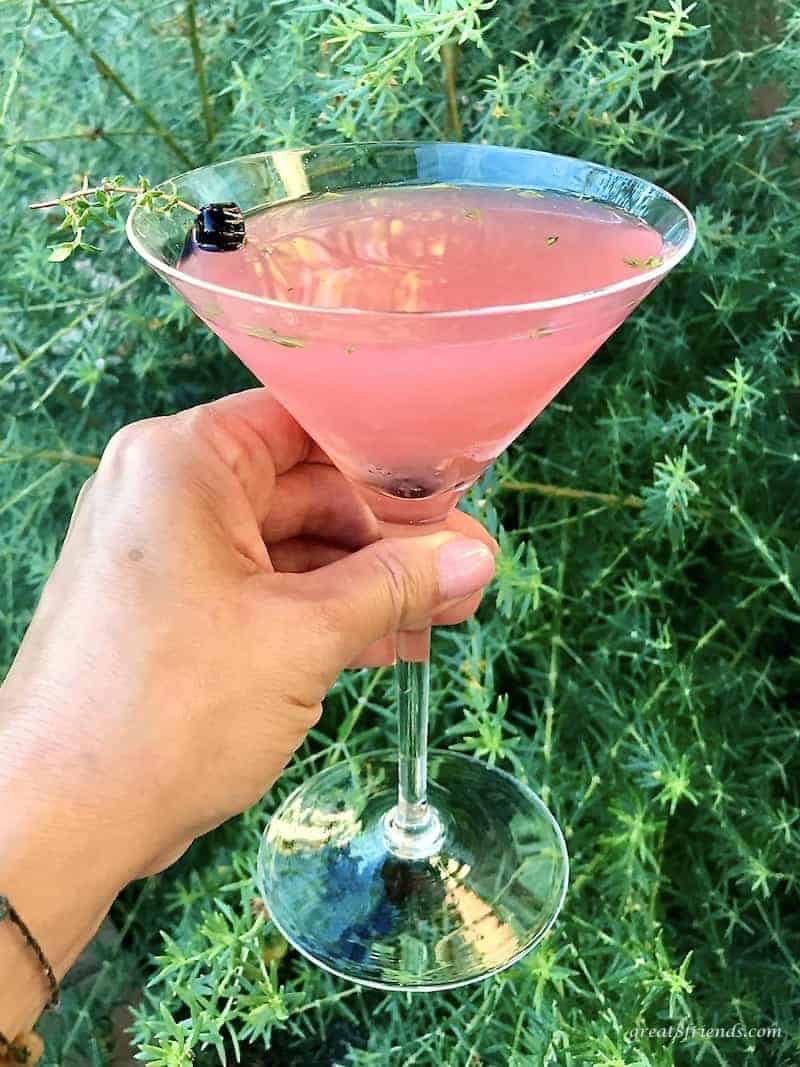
<box><xmin>0</xmin><ymin>1029</ymin><xmax>44</xmax><ymax>1064</ymax></box>
<box><xmin>0</xmin><ymin>895</ymin><xmax>59</xmax><ymax>1054</ymax></box>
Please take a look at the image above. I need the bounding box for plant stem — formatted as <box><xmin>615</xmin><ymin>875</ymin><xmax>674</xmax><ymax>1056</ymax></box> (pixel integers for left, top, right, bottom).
<box><xmin>540</xmin><ymin>511</ymin><xmax>568</xmax><ymax>808</ymax></box>
<box><xmin>0</xmin><ymin>272</ymin><xmax>145</xmax><ymax>389</ymax></box>
<box><xmin>186</xmin><ymin>0</ymin><xmax>216</xmax><ymax>144</ymax></box>
<box><xmin>3</xmin><ymin>130</ymin><xmax>161</xmax><ymax>147</ymax></box>
<box><xmin>1</xmin><ymin>449</ymin><xmax>99</xmax><ymax>469</ymax></box>
<box><xmin>500</xmin><ymin>477</ymin><xmax>644</xmax><ymax>509</ymax></box>
<box><xmin>35</xmin><ymin>0</ymin><xmax>196</xmax><ymax>168</ymax></box>
<box><xmin>503</xmin><ymin>478</ymin><xmax>722</xmax><ymax>523</ymax></box>
<box><xmin>329</xmin><ymin>666</ymin><xmax>387</xmax><ymax>763</ymax></box>
<box><xmin>1</xmin><ymin>0</ymin><xmax>35</xmax><ymax>126</ymax></box>
<box><xmin>442</xmin><ymin>40</ymin><xmax>462</xmax><ymax>140</ymax></box>
<box><xmin>0</xmin><ymin>464</ymin><xmax>64</xmax><ymax>519</ymax></box>
<box><xmin>29</xmin><ymin>182</ymin><xmax>196</xmax><ymax>214</ymax></box>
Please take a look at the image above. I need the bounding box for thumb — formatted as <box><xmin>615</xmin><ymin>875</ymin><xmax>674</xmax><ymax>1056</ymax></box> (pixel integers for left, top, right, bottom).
<box><xmin>289</xmin><ymin>533</ymin><xmax>496</xmax><ymax>665</ymax></box>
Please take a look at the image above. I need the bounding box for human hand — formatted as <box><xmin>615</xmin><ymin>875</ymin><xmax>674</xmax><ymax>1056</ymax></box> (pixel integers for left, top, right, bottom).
<box><xmin>0</xmin><ymin>389</ymin><xmax>496</xmax><ymax>932</ymax></box>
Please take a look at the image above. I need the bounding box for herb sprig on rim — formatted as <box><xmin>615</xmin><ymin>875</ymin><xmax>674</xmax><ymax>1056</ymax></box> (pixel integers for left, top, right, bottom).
<box><xmin>30</xmin><ymin>176</ymin><xmax>196</xmax><ymax>263</ymax></box>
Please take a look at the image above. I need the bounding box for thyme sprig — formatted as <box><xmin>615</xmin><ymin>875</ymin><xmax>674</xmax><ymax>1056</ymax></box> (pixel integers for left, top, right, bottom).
<box><xmin>29</xmin><ymin>176</ymin><xmax>196</xmax><ymax>262</ymax></box>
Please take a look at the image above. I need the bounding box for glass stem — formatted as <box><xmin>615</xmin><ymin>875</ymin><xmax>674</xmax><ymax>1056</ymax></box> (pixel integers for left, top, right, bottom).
<box><xmin>383</xmin><ymin>627</ymin><xmax>444</xmax><ymax>858</ymax></box>
<box><xmin>395</xmin><ymin>629</ymin><xmax>431</xmax><ymax>830</ymax></box>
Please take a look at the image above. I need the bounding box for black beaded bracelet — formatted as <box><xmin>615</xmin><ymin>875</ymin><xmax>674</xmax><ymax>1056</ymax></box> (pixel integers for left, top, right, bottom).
<box><xmin>0</xmin><ymin>895</ymin><xmax>59</xmax><ymax>1018</ymax></box>
<box><xmin>0</xmin><ymin>1030</ymin><xmax>40</xmax><ymax>1063</ymax></box>
<box><xmin>1</xmin><ymin>1034</ymin><xmax>27</xmax><ymax>1062</ymax></box>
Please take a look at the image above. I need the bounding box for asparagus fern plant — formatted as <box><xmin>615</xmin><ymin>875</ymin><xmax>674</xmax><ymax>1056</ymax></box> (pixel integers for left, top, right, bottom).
<box><xmin>1</xmin><ymin>0</ymin><xmax>798</xmax><ymax>1063</ymax></box>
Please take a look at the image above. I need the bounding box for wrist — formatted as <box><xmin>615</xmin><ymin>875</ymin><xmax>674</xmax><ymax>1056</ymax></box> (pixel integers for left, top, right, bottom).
<box><xmin>0</xmin><ymin>732</ymin><xmax>130</xmax><ymax>1038</ymax></box>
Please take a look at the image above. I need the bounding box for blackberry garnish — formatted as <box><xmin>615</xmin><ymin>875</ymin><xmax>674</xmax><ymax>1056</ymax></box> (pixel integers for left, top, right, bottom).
<box><xmin>188</xmin><ymin>202</ymin><xmax>245</xmax><ymax>252</ymax></box>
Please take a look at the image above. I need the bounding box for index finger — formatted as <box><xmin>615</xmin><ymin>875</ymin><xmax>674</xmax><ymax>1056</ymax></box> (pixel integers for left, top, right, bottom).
<box><xmin>186</xmin><ymin>387</ymin><xmax>314</xmax><ymax>477</ymax></box>
<box><xmin>175</xmin><ymin>388</ymin><xmax>334</xmax><ymax>528</ymax></box>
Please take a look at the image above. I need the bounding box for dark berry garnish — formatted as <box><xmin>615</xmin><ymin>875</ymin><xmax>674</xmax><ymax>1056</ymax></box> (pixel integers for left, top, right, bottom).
<box><xmin>188</xmin><ymin>202</ymin><xmax>245</xmax><ymax>252</ymax></box>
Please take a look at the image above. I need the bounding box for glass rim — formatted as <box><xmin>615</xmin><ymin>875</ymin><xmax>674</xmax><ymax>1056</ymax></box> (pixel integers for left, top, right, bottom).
<box><xmin>126</xmin><ymin>140</ymin><xmax>696</xmax><ymax>319</ymax></box>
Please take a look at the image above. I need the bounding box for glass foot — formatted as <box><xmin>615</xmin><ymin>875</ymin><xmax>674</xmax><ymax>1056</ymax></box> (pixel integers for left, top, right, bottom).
<box><xmin>258</xmin><ymin>751</ymin><xmax>568</xmax><ymax>991</ymax></box>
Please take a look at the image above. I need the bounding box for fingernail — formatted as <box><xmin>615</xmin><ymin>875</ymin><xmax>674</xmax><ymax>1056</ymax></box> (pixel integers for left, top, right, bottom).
<box><xmin>438</xmin><ymin>538</ymin><xmax>496</xmax><ymax>601</ymax></box>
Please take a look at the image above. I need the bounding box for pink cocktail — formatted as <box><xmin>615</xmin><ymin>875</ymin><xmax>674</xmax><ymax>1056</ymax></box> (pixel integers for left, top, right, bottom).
<box><xmin>176</xmin><ymin>184</ymin><xmax>667</xmax><ymax>522</ymax></box>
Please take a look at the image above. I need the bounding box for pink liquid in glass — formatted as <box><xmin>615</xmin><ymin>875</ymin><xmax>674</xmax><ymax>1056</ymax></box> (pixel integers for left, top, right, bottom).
<box><xmin>177</xmin><ymin>185</ymin><xmax>665</xmax><ymax>521</ymax></box>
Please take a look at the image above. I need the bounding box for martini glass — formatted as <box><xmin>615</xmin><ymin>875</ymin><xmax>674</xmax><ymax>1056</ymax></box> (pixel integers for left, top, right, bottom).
<box><xmin>127</xmin><ymin>142</ymin><xmax>694</xmax><ymax>991</ymax></box>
